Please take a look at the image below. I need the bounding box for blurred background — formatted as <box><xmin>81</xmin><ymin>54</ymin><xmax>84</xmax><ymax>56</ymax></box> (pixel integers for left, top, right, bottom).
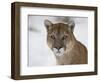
<box><xmin>28</xmin><ymin>15</ymin><xmax>88</xmax><ymax>67</ymax></box>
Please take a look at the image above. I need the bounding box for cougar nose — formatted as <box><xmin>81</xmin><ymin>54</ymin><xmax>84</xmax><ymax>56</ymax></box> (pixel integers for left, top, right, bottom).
<box><xmin>55</xmin><ymin>46</ymin><xmax>62</xmax><ymax>50</ymax></box>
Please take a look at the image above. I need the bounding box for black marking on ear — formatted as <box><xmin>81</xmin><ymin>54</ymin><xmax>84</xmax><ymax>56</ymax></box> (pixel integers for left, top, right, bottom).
<box><xmin>68</xmin><ymin>22</ymin><xmax>75</xmax><ymax>32</ymax></box>
<box><xmin>44</xmin><ymin>19</ymin><xmax>53</xmax><ymax>30</ymax></box>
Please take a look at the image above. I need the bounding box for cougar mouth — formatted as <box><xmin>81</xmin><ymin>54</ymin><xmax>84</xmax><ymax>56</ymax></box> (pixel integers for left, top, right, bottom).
<box><xmin>52</xmin><ymin>48</ymin><xmax>64</xmax><ymax>56</ymax></box>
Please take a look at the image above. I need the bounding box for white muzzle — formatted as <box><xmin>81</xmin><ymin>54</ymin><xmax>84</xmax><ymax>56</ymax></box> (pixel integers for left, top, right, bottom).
<box><xmin>52</xmin><ymin>48</ymin><xmax>64</xmax><ymax>56</ymax></box>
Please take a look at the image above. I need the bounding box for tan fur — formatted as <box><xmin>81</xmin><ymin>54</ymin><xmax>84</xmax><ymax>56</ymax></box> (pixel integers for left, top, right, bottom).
<box><xmin>44</xmin><ymin>20</ymin><xmax>88</xmax><ymax>65</ymax></box>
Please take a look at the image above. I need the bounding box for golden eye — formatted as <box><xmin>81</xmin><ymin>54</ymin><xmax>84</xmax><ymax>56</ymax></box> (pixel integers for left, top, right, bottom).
<box><xmin>50</xmin><ymin>35</ymin><xmax>55</xmax><ymax>39</ymax></box>
<box><xmin>62</xmin><ymin>35</ymin><xmax>68</xmax><ymax>40</ymax></box>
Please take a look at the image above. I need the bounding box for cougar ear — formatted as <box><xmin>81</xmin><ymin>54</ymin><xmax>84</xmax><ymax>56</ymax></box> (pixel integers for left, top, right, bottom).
<box><xmin>44</xmin><ymin>19</ymin><xmax>53</xmax><ymax>30</ymax></box>
<box><xmin>68</xmin><ymin>22</ymin><xmax>75</xmax><ymax>32</ymax></box>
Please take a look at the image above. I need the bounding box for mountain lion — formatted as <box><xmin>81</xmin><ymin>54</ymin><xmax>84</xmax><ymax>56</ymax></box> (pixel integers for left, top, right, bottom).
<box><xmin>44</xmin><ymin>19</ymin><xmax>87</xmax><ymax>65</ymax></box>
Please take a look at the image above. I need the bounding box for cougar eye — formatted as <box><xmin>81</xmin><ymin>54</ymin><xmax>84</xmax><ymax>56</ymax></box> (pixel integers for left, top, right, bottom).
<box><xmin>50</xmin><ymin>35</ymin><xmax>55</xmax><ymax>39</ymax></box>
<box><xmin>62</xmin><ymin>35</ymin><xmax>68</xmax><ymax>40</ymax></box>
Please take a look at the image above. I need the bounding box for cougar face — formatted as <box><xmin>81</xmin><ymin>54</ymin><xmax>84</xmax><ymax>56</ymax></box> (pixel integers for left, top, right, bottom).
<box><xmin>44</xmin><ymin>19</ymin><xmax>75</xmax><ymax>56</ymax></box>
